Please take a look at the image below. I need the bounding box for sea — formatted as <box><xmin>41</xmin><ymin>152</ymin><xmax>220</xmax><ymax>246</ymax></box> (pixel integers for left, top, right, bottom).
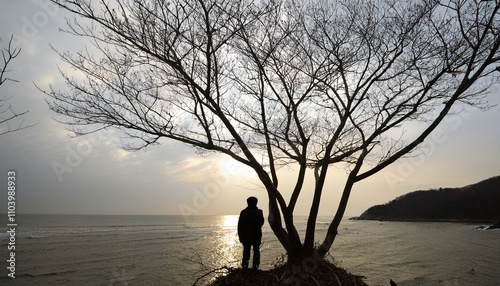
<box><xmin>0</xmin><ymin>214</ymin><xmax>499</xmax><ymax>286</ymax></box>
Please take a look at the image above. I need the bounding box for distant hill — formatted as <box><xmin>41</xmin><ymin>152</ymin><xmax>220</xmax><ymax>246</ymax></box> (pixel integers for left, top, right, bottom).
<box><xmin>356</xmin><ymin>176</ymin><xmax>500</xmax><ymax>222</ymax></box>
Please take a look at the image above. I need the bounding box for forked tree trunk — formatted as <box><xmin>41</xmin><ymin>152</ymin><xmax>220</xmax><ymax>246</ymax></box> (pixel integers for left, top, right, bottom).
<box><xmin>282</xmin><ymin>152</ymin><xmax>367</xmax><ymax>263</ymax></box>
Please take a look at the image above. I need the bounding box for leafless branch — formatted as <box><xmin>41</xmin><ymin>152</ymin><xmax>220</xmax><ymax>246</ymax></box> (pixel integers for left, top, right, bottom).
<box><xmin>0</xmin><ymin>35</ymin><xmax>37</xmax><ymax>135</ymax></box>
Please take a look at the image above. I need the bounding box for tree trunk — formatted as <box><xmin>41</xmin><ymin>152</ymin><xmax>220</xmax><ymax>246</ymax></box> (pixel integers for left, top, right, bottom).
<box><xmin>266</xmin><ymin>186</ymin><xmax>292</xmax><ymax>253</ymax></box>
<box><xmin>317</xmin><ymin>152</ymin><xmax>366</xmax><ymax>258</ymax></box>
<box><xmin>267</xmin><ymin>188</ymin><xmax>303</xmax><ymax>257</ymax></box>
<box><xmin>303</xmin><ymin>165</ymin><xmax>328</xmax><ymax>254</ymax></box>
<box><xmin>316</xmin><ymin>179</ymin><xmax>356</xmax><ymax>258</ymax></box>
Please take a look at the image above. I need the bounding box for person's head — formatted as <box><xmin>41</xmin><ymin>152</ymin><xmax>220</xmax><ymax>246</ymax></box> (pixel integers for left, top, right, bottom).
<box><xmin>247</xmin><ymin>196</ymin><xmax>258</xmax><ymax>207</ymax></box>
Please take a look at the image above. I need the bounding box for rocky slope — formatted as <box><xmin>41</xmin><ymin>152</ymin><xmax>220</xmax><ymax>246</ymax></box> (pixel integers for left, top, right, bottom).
<box><xmin>356</xmin><ymin>176</ymin><xmax>500</xmax><ymax>222</ymax></box>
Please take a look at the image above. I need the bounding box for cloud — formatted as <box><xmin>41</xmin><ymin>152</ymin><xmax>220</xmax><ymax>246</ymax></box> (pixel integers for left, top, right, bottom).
<box><xmin>0</xmin><ymin>0</ymin><xmax>499</xmax><ymax>217</ymax></box>
<box><xmin>164</xmin><ymin>156</ymin><xmax>220</xmax><ymax>182</ymax></box>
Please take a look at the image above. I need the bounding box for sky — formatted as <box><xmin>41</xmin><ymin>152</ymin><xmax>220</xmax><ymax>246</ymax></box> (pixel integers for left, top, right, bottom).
<box><xmin>0</xmin><ymin>0</ymin><xmax>499</xmax><ymax>218</ymax></box>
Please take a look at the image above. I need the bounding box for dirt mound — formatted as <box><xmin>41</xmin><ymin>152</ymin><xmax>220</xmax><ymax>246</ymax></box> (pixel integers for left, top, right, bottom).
<box><xmin>207</xmin><ymin>259</ymin><xmax>368</xmax><ymax>286</ymax></box>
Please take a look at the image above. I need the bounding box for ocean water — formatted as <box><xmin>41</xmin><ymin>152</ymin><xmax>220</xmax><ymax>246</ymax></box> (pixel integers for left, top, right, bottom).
<box><xmin>0</xmin><ymin>214</ymin><xmax>499</xmax><ymax>286</ymax></box>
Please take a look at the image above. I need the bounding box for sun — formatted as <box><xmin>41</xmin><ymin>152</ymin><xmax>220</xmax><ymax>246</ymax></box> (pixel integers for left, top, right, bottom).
<box><xmin>222</xmin><ymin>215</ymin><xmax>239</xmax><ymax>229</ymax></box>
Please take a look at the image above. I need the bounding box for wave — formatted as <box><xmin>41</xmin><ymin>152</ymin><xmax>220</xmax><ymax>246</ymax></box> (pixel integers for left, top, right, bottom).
<box><xmin>15</xmin><ymin>270</ymin><xmax>78</xmax><ymax>279</ymax></box>
<box><xmin>337</xmin><ymin>230</ymin><xmax>369</xmax><ymax>237</ymax></box>
<box><xmin>0</xmin><ymin>227</ymin><xmax>114</xmax><ymax>240</ymax></box>
<box><xmin>0</xmin><ymin>223</ymin><xmax>222</xmax><ymax>242</ymax></box>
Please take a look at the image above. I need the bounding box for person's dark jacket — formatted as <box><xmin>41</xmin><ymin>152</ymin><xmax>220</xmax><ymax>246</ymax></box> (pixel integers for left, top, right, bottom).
<box><xmin>237</xmin><ymin>206</ymin><xmax>264</xmax><ymax>244</ymax></box>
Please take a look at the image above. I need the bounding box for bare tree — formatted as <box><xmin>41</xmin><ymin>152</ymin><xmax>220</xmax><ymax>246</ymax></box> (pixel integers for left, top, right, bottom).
<box><xmin>45</xmin><ymin>0</ymin><xmax>499</xmax><ymax>268</ymax></box>
<box><xmin>0</xmin><ymin>35</ymin><xmax>34</xmax><ymax>135</ymax></box>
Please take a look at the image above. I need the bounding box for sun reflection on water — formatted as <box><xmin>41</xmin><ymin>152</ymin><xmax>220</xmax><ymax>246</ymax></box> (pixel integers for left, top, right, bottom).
<box><xmin>222</xmin><ymin>215</ymin><xmax>239</xmax><ymax>229</ymax></box>
<box><xmin>212</xmin><ymin>215</ymin><xmax>241</xmax><ymax>267</ymax></box>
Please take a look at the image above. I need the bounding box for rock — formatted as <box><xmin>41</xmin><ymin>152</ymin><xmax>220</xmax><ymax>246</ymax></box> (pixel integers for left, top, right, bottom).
<box><xmin>486</xmin><ymin>221</ymin><xmax>500</xmax><ymax>230</ymax></box>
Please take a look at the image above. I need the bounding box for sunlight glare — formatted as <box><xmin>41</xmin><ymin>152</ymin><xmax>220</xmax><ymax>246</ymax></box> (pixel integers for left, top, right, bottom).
<box><xmin>222</xmin><ymin>215</ymin><xmax>239</xmax><ymax>229</ymax></box>
<box><xmin>210</xmin><ymin>215</ymin><xmax>241</xmax><ymax>268</ymax></box>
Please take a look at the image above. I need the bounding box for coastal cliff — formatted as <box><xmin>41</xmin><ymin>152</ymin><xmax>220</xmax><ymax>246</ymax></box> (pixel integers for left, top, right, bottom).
<box><xmin>356</xmin><ymin>176</ymin><xmax>500</xmax><ymax>222</ymax></box>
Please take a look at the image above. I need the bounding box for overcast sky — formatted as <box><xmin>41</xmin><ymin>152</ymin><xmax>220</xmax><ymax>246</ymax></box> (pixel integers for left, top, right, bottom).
<box><xmin>0</xmin><ymin>0</ymin><xmax>499</xmax><ymax>217</ymax></box>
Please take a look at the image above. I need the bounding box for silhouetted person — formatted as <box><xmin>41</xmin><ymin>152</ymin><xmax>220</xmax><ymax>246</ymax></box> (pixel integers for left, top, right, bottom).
<box><xmin>238</xmin><ymin>196</ymin><xmax>264</xmax><ymax>269</ymax></box>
